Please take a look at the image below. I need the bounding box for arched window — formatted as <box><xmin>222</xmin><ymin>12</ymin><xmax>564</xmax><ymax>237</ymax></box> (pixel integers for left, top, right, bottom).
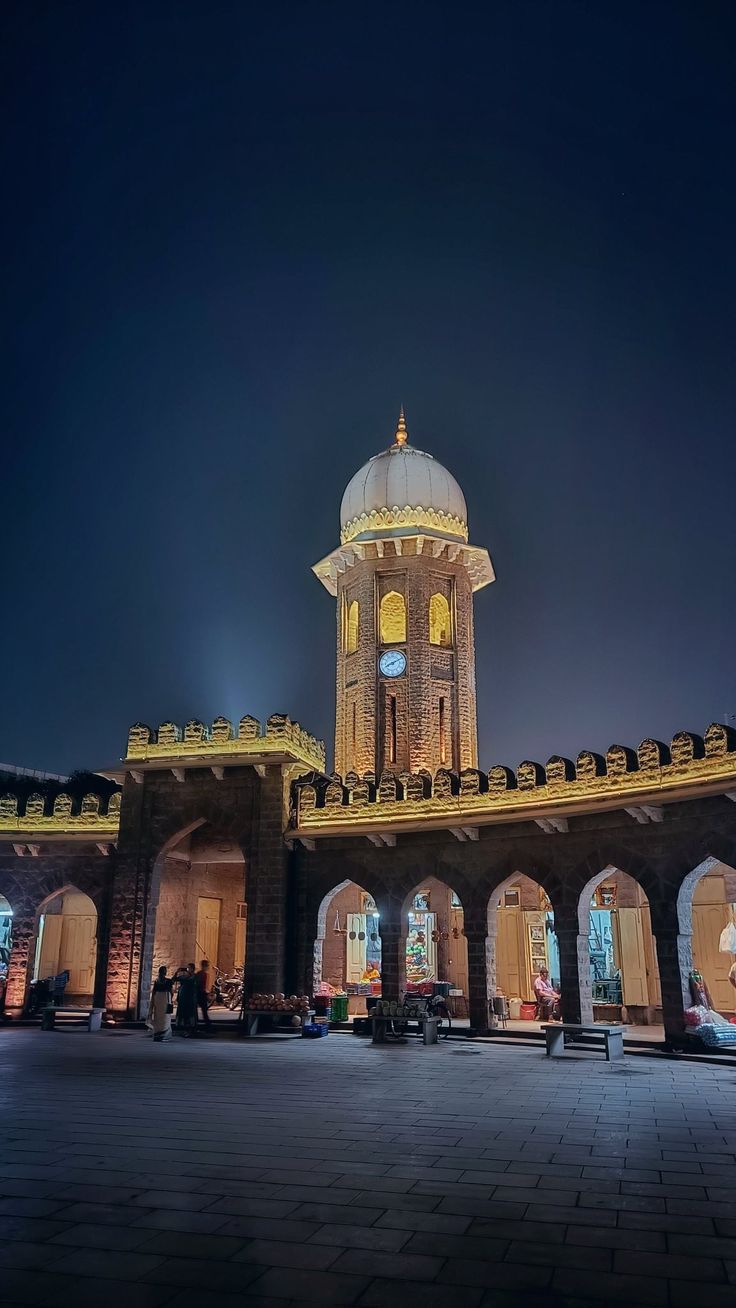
<box><xmin>379</xmin><ymin>591</ymin><xmax>406</xmax><ymax>644</ymax></box>
<box><xmin>429</xmin><ymin>593</ymin><xmax>452</xmax><ymax>646</ymax></box>
<box><xmin>346</xmin><ymin>601</ymin><xmax>359</xmax><ymax>654</ymax></box>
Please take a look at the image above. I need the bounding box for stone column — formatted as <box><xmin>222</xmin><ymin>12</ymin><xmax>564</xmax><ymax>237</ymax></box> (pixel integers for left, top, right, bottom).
<box><xmin>245</xmin><ymin>766</ymin><xmax>289</xmax><ymax>996</ymax></box>
<box><xmin>4</xmin><ymin>913</ymin><xmax>34</xmax><ymax>1015</ymax></box>
<box><xmin>377</xmin><ymin>899</ymin><xmax>406</xmax><ymax>1000</ymax></box>
<box><xmin>105</xmin><ymin>852</ymin><xmax>148</xmax><ymax>1018</ymax></box>
<box><xmin>464</xmin><ymin>928</ymin><xmax>490</xmax><ymax>1032</ymax></box>
<box><xmin>650</xmin><ymin>907</ymin><xmax>690</xmax><ymax>1045</ymax></box>
<box><xmin>554</xmin><ymin>906</ymin><xmax>587</xmax><ymax>1024</ymax></box>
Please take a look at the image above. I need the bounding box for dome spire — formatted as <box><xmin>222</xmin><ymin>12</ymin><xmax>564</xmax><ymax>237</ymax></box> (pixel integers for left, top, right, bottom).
<box><xmin>394</xmin><ymin>405</ymin><xmax>408</xmax><ymax>447</ymax></box>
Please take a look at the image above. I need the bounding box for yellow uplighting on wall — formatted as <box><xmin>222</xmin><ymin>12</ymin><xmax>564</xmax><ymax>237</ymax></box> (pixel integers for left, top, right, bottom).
<box><xmin>347</xmin><ymin>600</ymin><xmax>359</xmax><ymax>654</ymax></box>
<box><xmin>429</xmin><ymin>593</ymin><xmax>452</xmax><ymax>647</ymax></box>
<box><xmin>380</xmin><ymin>591</ymin><xmax>406</xmax><ymax>644</ymax></box>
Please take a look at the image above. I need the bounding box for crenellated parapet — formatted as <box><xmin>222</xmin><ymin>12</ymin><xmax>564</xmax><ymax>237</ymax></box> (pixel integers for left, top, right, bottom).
<box><xmin>0</xmin><ymin>790</ymin><xmax>121</xmax><ymax>836</ymax></box>
<box><xmin>126</xmin><ymin>713</ymin><xmax>326</xmax><ymax>773</ymax></box>
<box><xmin>291</xmin><ymin>722</ymin><xmax>736</xmax><ymax>832</ymax></box>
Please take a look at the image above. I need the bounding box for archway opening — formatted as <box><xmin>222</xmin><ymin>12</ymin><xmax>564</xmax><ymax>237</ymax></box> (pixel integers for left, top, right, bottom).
<box><xmin>403</xmin><ymin>878</ymin><xmax>468</xmax><ymax>1020</ymax></box>
<box><xmin>147</xmin><ymin>825</ymin><xmax>246</xmax><ymax>1021</ymax></box>
<box><xmin>0</xmin><ymin>893</ymin><xmax>12</xmax><ymax>1015</ymax></box>
<box><xmin>677</xmin><ymin>857</ymin><xmax>736</xmax><ymax>1017</ymax></box>
<box><xmin>32</xmin><ymin>887</ymin><xmax>97</xmax><ymax>1003</ymax></box>
<box><xmin>579</xmin><ymin>867</ymin><xmax>660</xmax><ymax>1030</ymax></box>
<box><xmin>488</xmin><ymin>873</ymin><xmax>557</xmax><ymax>1025</ymax></box>
<box><xmin>314</xmin><ymin>880</ymin><xmax>382</xmax><ymax>1018</ymax></box>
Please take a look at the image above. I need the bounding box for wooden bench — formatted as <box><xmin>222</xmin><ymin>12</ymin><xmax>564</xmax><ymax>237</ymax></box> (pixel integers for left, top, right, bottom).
<box><xmin>371</xmin><ymin>1015</ymin><xmax>440</xmax><ymax>1046</ymax></box>
<box><xmin>541</xmin><ymin>1022</ymin><xmax>626</xmax><ymax>1061</ymax></box>
<box><xmin>41</xmin><ymin>1006</ymin><xmax>103</xmax><ymax>1032</ymax></box>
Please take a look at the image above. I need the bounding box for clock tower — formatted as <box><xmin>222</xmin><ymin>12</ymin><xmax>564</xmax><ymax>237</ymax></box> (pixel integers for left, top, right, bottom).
<box><xmin>313</xmin><ymin>410</ymin><xmax>495</xmax><ymax>779</ymax></box>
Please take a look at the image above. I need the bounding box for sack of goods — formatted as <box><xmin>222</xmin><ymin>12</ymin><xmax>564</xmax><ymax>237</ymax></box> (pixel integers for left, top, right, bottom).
<box><xmin>248</xmin><ymin>993</ymin><xmax>310</xmax><ymax>1013</ymax></box>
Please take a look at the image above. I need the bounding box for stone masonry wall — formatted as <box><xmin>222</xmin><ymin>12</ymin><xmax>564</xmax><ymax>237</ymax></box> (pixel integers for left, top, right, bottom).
<box><xmin>0</xmin><ymin>843</ymin><xmax>113</xmax><ymax>1013</ymax></box>
<box><xmin>334</xmin><ymin>544</ymin><xmax>478</xmax><ymax>777</ymax></box>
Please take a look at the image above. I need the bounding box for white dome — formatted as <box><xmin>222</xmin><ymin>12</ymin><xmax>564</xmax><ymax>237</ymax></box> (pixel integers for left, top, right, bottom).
<box><xmin>340</xmin><ymin>415</ymin><xmax>468</xmax><ymax>545</ymax></box>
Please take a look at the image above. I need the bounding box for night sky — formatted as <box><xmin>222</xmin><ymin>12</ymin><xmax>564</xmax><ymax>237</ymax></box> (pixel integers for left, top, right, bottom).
<box><xmin>2</xmin><ymin>2</ymin><xmax>735</xmax><ymax>776</ymax></box>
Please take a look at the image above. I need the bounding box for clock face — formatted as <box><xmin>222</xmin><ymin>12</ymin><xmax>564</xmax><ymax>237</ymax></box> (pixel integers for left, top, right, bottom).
<box><xmin>379</xmin><ymin>649</ymin><xmax>407</xmax><ymax>678</ymax></box>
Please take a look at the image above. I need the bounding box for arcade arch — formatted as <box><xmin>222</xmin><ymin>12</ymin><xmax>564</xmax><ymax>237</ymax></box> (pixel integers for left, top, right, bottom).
<box><xmin>488</xmin><ymin>873</ymin><xmax>557</xmax><ymax>1016</ymax></box>
<box><xmin>577</xmin><ymin>866</ymin><xmax>660</xmax><ymax>1025</ymax></box>
<box><xmin>142</xmin><ymin>822</ymin><xmax>247</xmax><ymax>1018</ymax></box>
<box><xmin>0</xmin><ymin>893</ymin><xmax>12</xmax><ymax>1014</ymax></box>
<box><xmin>314</xmin><ymin>880</ymin><xmax>382</xmax><ymax>1007</ymax></box>
<box><xmin>32</xmin><ymin>886</ymin><xmax>97</xmax><ymax>1002</ymax></box>
<box><xmin>402</xmin><ymin>877</ymin><xmax>468</xmax><ymax>1004</ymax></box>
<box><xmin>676</xmin><ymin>857</ymin><xmax>736</xmax><ymax>1015</ymax></box>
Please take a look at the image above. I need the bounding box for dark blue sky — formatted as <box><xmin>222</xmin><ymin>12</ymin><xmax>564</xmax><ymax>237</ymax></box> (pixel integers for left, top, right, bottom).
<box><xmin>2</xmin><ymin>1</ymin><xmax>735</xmax><ymax>774</ymax></box>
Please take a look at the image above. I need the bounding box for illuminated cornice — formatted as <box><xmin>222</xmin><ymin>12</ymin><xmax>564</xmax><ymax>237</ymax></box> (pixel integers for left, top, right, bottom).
<box><xmin>313</xmin><ymin>534</ymin><xmax>495</xmax><ymax>596</ymax></box>
<box><xmin>290</xmin><ymin>723</ymin><xmax>736</xmax><ymax>838</ymax></box>
<box><xmin>123</xmin><ymin>713</ymin><xmax>326</xmax><ymax>774</ymax></box>
<box><xmin>0</xmin><ymin>791</ymin><xmax>120</xmax><ymax>840</ymax></box>
<box><xmin>341</xmin><ymin>505</ymin><xmax>468</xmax><ymax>545</ymax></box>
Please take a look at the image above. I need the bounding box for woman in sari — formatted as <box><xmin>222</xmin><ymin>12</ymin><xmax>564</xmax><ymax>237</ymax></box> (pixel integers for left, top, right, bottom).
<box><xmin>148</xmin><ymin>966</ymin><xmax>174</xmax><ymax>1041</ymax></box>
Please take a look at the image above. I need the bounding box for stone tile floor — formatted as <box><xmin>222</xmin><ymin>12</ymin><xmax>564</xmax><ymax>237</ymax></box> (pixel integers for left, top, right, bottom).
<box><xmin>0</xmin><ymin>1028</ymin><xmax>735</xmax><ymax>1307</ymax></box>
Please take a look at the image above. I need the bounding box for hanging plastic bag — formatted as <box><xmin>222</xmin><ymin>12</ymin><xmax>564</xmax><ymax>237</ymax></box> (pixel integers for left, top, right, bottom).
<box><xmin>718</xmin><ymin>921</ymin><xmax>736</xmax><ymax>953</ymax></box>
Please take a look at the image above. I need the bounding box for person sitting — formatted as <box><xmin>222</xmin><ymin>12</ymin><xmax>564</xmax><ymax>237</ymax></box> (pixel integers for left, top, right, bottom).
<box><xmin>533</xmin><ymin>966</ymin><xmax>561</xmax><ymax>1021</ymax></box>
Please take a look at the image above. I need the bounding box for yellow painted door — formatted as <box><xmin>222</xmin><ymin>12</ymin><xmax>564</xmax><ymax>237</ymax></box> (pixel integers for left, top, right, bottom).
<box><xmin>426</xmin><ymin>912</ymin><xmax>437</xmax><ymax>978</ymax></box>
<box><xmin>640</xmin><ymin>904</ymin><xmax>662</xmax><ymax>1006</ymax></box>
<box><xmin>449</xmin><ymin>907</ymin><xmax>468</xmax><ymax>994</ymax></box>
<box><xmin>196</xmin><ymin>897</ymin><xmax>221</xmax><ymax>969</ymax></box>
<box><xmin>346</xmin><ymin>913</ymin><xmax>367</xmax><ymax>983</ymax></box>
<box><xmin>615</xmin><ymin>908</ymin><xmax>648</xmax><ymax>1006</ymax></box>
<box><xmin>35</xmin><ymin>914</ymin><xmax>62</xmax><ymax>979</ymax></box>
<box><xmin>496</xmin><ymin>908</ymin><xmax>522</xmax><ymax>998</ymax></box>
<box><xmin>693</xmin><ymin>903</ymin><xmax>732</xmax><ymax>1011</ymax></box>
<box><xmin>60</xmin><ymin>914</ymin><xmax>97</xmax><ymax>994</ymax></box>
<box><xmin>234</xmin><ymin>903</ymin><xmax>247</xmax><ymax>970</ymax></box>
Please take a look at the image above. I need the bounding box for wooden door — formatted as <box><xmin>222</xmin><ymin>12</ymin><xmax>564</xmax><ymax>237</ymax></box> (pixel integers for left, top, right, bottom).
<box><xmin>346</xmin><ymin>913</ymin><xmax>367</xmax><ymax>983</ymax></box>
<box><xmin>60</xmin><ymin>913</ymin><xmax>97</xmax><ymax>994</ymax></box>
<box><xmin>449</xmin><ymin>907</ymin><xmax>468</xmax><ymax>994</ymax></box>
<box><xmin>615</xmin><ymin>908</ymin><xmax>648</xmax><ymax>1006</ymax></box>
<box><xmin>234</xmin><ymin>903</ymin><xmax>247</xmax><ymax>970</ymax></box>
<box><xmin>693</xmin><ymin>903</ymin><xmax>732</xmax><ymax>1011</ymax></box>
<box><xmin>426</xmin><ymin>912</ymin><xmax>437</xmax><ymax>978</ymax></box>
<box><xmin>640</xmin><ymin>904</ymin><xmax>661</xmax><ymax>1007</ymax></box>
<box><xmin>35</xmin><ymin>914</ymin><xmax>62</xmax><ymax>979</ymax></box>
<box><xmin>496</xmin><ymin>908</ymin><xmax>522</xmax><ymax>998</ymax></box>
<box><xmin>196</xmin><ymin>897</ymin><xmax>221</xmax><ymax>969</ymax></box>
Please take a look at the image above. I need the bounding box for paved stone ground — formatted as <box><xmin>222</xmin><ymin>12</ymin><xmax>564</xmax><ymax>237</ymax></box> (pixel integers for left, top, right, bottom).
<box><xmin>1</xmin><ymin>1029</ymin><xmax>735</xmax><ymax>1308</ymax></box>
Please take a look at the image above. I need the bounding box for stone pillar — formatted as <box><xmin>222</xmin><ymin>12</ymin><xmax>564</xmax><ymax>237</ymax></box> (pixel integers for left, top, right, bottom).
<box><xmin>464</xmin><ymin>928</ymin><xmax>490</xmax><ymax>1032</ymax></box>
<box><xmin>105</xmin><ymin>777</ymin><xmax>147</xmax><ymax>1018</ymax></box>
<box><xmin>554</xmin><ymin>907</ymin><xmax>587</xmax><ymax>1025</ymax></box>
<box><xmin>4</xmin><ymin>913</ymin><xmax>34</xmax><ymax>1015</ymax></box>
<box><xmin>650</xmin><ymin>907</ymin><xmax>690</xmax><ymax>1045</ymax></box>
<box><xmin>377</xmin><ymin>900</ymin><xmax>406</xmax><ymax>1000</ymax></box>
<box><xmin>105</xmin><ymin>852</ymin><xmax>149</xmax><ymax>1017</ymax></box>
<box><xmin>245</xmin><ymin>766</ymin><xmax>289</xmax><ymax>996</ymax></box>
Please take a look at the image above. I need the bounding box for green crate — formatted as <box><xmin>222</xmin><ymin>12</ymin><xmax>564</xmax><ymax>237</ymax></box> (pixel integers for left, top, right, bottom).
<box><xmin>330</xmin><ymin>995</ymin><xmax>348</xmax><ymax>1021</ymax></box>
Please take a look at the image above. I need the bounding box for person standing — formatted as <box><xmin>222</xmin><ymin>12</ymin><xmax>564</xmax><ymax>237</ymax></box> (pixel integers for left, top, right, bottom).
<box><xmin>174</xmin><ymin>963</ymin><xmax>198</xmax><ymax>1035</ymax></box>
<box><xmin>196</xmin><ymin>960</ymin><xmax>212</xmax><ymax>1029</ymax></box>
<box><xmin>148</xmin><ymin>966</ymin><xmax>174</xmax><ymax>1042</ymax></box>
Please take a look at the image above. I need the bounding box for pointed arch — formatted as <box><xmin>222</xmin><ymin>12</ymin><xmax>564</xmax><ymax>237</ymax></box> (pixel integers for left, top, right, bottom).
<box><xmin>346</xmin><ymin>600</ymin><xmax>359</xmax><ymax>654</ymax></box>
<box><xmin>379</xmin><ymin>591</ymin><xmax>406</xmax><ymax>644</ymax></box>
<box><xmin>429</xmin><ymin>592</ymin><xmax>452</xmax><ymax>647</ymax></box>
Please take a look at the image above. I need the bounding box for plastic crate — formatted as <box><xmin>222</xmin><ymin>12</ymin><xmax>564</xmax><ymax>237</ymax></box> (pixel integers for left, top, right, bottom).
<box><xmin>330</xmin><ymin>995</ymin><xmax>348</xmax><ymax>1021</ymax></box>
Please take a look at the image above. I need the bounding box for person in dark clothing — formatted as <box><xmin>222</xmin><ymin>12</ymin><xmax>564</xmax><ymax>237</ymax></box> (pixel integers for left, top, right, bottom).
<box><xmin>174</xmin><ymin>963</ymin><xmax>198</xmax><ymax>1035</ymax></box>
<box><xmin>195</xmin><ymin>960</ymin><xmax>211</xmax><ymax>1028</ymax></box>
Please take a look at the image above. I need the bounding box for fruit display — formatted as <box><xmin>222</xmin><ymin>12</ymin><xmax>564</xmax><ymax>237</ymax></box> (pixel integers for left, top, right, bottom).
<box><xmin>314</xmin><ymin>982</ymin><xmax>346</xmax><ymax>998</ymax></box>
<box><xmin>246</xmin><ymin>993</ymin><xmax>311</xmax><ymax>1013</ymax></box>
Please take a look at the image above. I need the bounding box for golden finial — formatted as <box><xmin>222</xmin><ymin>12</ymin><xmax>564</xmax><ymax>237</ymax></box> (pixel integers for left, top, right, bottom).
<box><xmin>394</xmin><ymin>405</ymin><xmax>408</xmax><ymax>447</ymax></box>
